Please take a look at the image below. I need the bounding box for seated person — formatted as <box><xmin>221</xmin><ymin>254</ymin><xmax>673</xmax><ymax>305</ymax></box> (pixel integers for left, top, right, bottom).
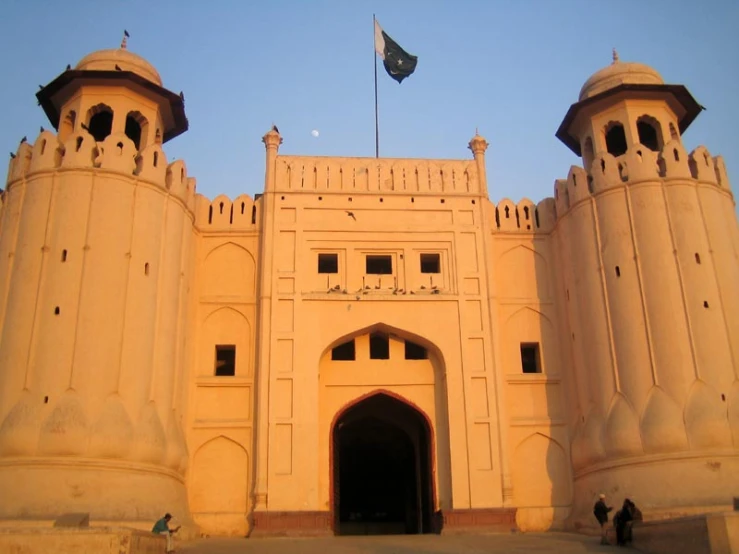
<box><xmin>152</xmin><ymin>513</ymin><xmax>180</xmax><ymax>553</ymax></box>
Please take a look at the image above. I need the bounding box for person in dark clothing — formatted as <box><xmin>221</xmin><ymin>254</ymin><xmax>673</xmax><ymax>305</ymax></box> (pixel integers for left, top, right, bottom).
<box><xmin>614</xmin><ymin>499</ymin><xmax>633</xmax><ymax>546</ymax></box>
<box><xmin>621</xmin><ymin>498</ymin><xmax>642</xmax><ymax>545</ymax></box>
<box><xmin>593</xmin><ymin>493</ymin><xmax>613</xmax><ymax>545</ymax></box>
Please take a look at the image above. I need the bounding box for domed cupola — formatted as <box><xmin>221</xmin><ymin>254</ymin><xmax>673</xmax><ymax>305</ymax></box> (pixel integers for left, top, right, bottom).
<box><xmin>36</xmin><ymin>32</ymin><xmax>188</xmax><ymax>149</ymax></box>
<box><xmin>556</xmin><ymin>49</ymin><xmax>703</xmax><ymax>170</ymax></box>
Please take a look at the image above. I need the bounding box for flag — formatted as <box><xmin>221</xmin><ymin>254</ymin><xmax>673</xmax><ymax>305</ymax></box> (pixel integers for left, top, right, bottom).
<box><xmin>374</xmin><ymin>20</ymin><xmax>418</xmax><ymax>84</ymax></box>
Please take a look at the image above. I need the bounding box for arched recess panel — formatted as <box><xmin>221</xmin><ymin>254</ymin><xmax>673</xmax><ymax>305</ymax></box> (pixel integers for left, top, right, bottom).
<box><xmin>203</xmin><ymin>243</ymin><xmax>256</xmax><ymax>298</ymax></box>
<box><xmin>190</xmin><ymin>436</ymin><xmax>250</xmax><ymax>536</ymax></box>
<box><xmin>502</xmin><ymin>307</ymin><xmax>560</xmax><ymax>379</ymax></box>
<box><xmin>512</xmin><ymin>433</ymin><xmax>571</xmax><ymax>508</ymax></box>
<box><xmin>497</xmin><ymin>245</ymin><xmax>551</xmax><ymax>300</ymax></box>
<box><xmin>199</xmin><ymin>307</ymin><xmax>252</xmax><ymax>378</ymax></box>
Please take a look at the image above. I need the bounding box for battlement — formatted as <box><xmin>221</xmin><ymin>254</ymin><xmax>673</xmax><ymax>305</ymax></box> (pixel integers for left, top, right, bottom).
<box><xmin>5</xmin><ymin>129</ymin><xmax>196</xmax><ymax>212</ymax></box>
<box><xmin>492</xmin><ymin>197</ymin><xmax>556</xmax><ymax>234</ymax></box>
<box><xmin>553</xmin><ymin>141</ymin><xmax>733</xmax><ymax>218</ymax></box>
<box><xmin>274</xmin><ymin>155</ymin><xmax>480</xmax><ymax>195</ymax></box>
<box><xmin>194</xmin><ymin>193</ymin><xmax>261</xmax><ymax>232</ymax></box>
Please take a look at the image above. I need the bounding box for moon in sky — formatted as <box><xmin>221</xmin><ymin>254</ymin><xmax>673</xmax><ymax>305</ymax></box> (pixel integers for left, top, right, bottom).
<box><xmin>311</xmin><ymin>129</ymin><xmax>319</xmax><ymax>138</ymax></box>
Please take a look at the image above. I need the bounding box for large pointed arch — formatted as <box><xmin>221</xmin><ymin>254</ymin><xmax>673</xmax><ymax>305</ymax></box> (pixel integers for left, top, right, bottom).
<box><xmin>329</xmin><ymin>390</ymin><xmax>438</xmax><ymax>535</ymax></box>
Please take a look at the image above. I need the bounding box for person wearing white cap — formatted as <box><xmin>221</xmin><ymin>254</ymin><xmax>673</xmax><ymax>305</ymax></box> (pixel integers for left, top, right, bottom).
<box><xmin>593</xmin><ymin>493</ymin><xmax>613</xmax><ymax>545</ymax></box>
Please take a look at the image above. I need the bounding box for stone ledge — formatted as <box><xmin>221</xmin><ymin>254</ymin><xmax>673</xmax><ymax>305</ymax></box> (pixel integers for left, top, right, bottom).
<box><xmin>440</xmin><ymin>508</ymin><xmax>518</xmax><ymax>534</ymax></box>
<box><xmin>249</xmin><ymin>508</ymin><xmax>518</xmax><ymax>537</ymax></box>
<box><xmin>0</xmin><ymin>526</ymin><xmax>166</xmax><ymax>554</ymax></box>
<box><xmin>250</xmin><ymin>511</ymin><xmax>333</xmax><ymax>537</ymax></box>
<box><xmin>614</xmin><ymin>512</ymin><xmax>739</xmax><ymax>554</ymax></box>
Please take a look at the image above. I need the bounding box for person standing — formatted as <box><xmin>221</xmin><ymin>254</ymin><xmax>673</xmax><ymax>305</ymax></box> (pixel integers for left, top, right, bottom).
<box><xmin>152</xmin><ymin>513</ymin><xmax>181</xmax><ymax>553</ymax></box>
<box><xmin>593</xmin><ymin>493</ymin><xmax>613</xmax><ymax>545</ymax></box>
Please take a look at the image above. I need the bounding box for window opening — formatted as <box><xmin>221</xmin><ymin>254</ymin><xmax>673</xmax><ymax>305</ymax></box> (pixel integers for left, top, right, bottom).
<box><xmin>331</xmin><ymin>340</ymin><xmax>355</xmax><ymax>361</ymax></box>
<box><xmin>420</xmin><ymin>253</ymin><xmax>440</xmax><ymax>274</ymax></box>
<box><xmin>605</xmin><ymin>123</ymin><xmax>627</xmax><ymax>157</ymax></box>
<box><xmin>61</xmin><ymin>250</ymin><xmax>67</xmax><ymax>262</ymax></box>
<box><xmin>144</xmin><ymin>263</ymin><xmax>150</xmax><ymax>275</ymax></box>
<box><xmin>251</xmin><ymin>205</ymin><xmax>257</xmax><ymax>225</ymax></box>
<box><xmin>215</xmin><ymin>345</ymin><xmax>236</xmax><ymax>376</ymax></box>
<box><xmin>318</xmin><ymin>253</ymin><xmax>339</xmax><ymax>274</ymax></box>
<box><xmin>54</xmin><ymin>306</ymin><xmax>60</xmax><ymax>315</ymax></box>
<box><xmin>405</xmin><ymin>340</ymin><xmax>428</xmax><ymax>360</ymax></box>
<box><xmin>88</xmin><ymin>109</ymin><xmax>113</xmax><ymax>142</ymax></box>
<box><xmin>520</xmin><ymin>343</ymin><xmax>541</xmax><ymax>374</ymax></box>
<box><xmin>616</xmin><ymin>266</ymin><xmax>621</xmax><ymax>277</ymax></box>
<box><xmin>366</xmin><ymin>255</ymin><xmax>392</xmax><ymax>275</ymax></box>
<box><xmin>125</xmin><ymin>114</ymin><xmax>142</xmax><ymax>149</ymax></box>
<box><xmin>637</xmin><ymin>117</ymin><xmax>662</xmax><ymax>152</ymax></box>
<box><xmin>695</xmin><ymin>253</ymin><xmax>701</xmax><ymax>264</ymax></box>
<box><xmin>369</xmin><ymin>333</ymin><xmax>390</xmax><ymax>359</ymax></box>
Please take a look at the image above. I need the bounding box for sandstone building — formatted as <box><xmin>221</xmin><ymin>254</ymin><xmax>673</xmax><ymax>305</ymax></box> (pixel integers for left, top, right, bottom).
<box><xmin>0</xmin><ymin>43</ymin><xmax>737</xmax><ymax>539</ymax></box>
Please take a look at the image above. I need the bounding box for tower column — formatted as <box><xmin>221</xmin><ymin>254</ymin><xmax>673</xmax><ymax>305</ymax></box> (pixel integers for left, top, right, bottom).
<box><xmin>253</xmin><ymin>128</ymin><xmax>282</xmax><ymax>511</ymax></box>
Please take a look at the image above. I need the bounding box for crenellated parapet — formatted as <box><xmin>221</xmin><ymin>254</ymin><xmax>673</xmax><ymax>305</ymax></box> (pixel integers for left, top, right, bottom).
<box><xmin>552</xmin><ymin>141</ymin><xmax>733</xmax><ymax>220</ymax></box>
<box><xmin>194</xmin><ymin>193</ymin><xmax>261</xmax><ymax>232</ymax></box>
<box><xmin>5</xmin><ymin>129</ymin><xmax>197</xmax><ymax>214</ymax></box>
<box><xmin>491</xmin><ymin>197</ymin><xmax>555</xmax><ymax>234</ymax></box>
<box><xmin>274</xmin><ymin>155</ymin><xmax>480</xmax><ymax>195</ymax></box>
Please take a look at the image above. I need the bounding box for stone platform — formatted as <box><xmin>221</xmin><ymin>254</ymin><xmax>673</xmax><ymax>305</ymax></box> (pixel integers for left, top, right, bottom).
<box><xmin>0</xmin><ymin>526</ymin><xmax>166</xmax><ymax>554</ymax></box>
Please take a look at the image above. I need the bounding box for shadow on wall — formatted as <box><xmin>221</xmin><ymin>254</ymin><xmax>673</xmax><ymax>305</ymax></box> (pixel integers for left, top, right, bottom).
<box><xmin>499</xmin><ymin>237</ymin><xmax>573</xmax><ymax>532</ymax></box>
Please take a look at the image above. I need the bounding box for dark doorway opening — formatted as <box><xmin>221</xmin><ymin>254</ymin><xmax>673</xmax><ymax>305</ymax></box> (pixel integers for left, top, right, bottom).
<box><xmin>331</xmin><ymin>393</ymin><xmax>435</xmax><ymax>536</ymax></box>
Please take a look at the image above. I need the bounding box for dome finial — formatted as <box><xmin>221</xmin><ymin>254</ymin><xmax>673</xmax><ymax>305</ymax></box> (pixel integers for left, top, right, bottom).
<box><xmin>120</xmin><ymin>29</ymin><xmax>130</xmax><ymax>50</ymax></box>
<box><xmin>612</xmin><ymin>48</ymin><xmax>619</xmax><ymax>64</ymax></box>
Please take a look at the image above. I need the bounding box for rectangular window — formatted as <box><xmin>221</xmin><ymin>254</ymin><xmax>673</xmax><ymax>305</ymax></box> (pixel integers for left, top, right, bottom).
<box><xmin>369</xmin><ymin>333</ymin><xmax>390</xmax><ymax>359</ymax></box>
<box><xmin>520</xmin><ymin>343</ymin><xmax>541</xmax><ymax>374</ymax></box>
<box><xmin>405</xmin><ymin>340</ymin><xmax>428</xmax><ymax>360</ymax></box>
<box><xmin>420</xmin><ymin>253</ymin><xmax>440</xmax><ymax>274</ymax></box>
<box><xmin>331</xmin><ymin>340</ymin><xmax>355</xmax><ymax>361</ymax></box>
<box><xmin>215</xmin><ymin>345</ymin><xmax>236</xmax><ymax>376</ymax></box>
<box><xmin>366</xmin><ymin>255</ymin><xmax>393</xmax><ymax>275</ymax></box>
<box><xmin>318</xmin><ymin>253</ymin><xmax>338</xmax><ymax>274</ymax></box>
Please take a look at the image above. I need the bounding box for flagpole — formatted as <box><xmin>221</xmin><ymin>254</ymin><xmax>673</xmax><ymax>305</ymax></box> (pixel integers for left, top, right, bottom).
<box><xmin>373</xmin><ymin>14</ymin><xmax>379</xmax><ymax>158</ymax></box>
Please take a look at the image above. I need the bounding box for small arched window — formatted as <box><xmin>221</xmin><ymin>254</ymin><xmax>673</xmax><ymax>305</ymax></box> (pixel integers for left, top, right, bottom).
<box><xmin>605</xmin><ymin>122</ymin><xmax>627</xmax><ymax>157</ymax></box>
<box><xmin>637</xmin><ymin>115</ymin><xmax>663</xmax><ymax>152</ymax></box>
<box><xmin>125</xmin><ymin>111</ymin><xmax>148</xmax><ymax>150</ymax></box>
<box><xmin>87</xmin><ymin>104</ymin><xmax>113</xmax><ymax>142</ymax></box>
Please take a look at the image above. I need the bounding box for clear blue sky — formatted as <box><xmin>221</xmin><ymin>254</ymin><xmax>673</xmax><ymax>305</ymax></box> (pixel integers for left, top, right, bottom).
<box><xmin>2</xmin><ymin>0</ymin><xmax>738</xmax><ymax>204</ymax></box>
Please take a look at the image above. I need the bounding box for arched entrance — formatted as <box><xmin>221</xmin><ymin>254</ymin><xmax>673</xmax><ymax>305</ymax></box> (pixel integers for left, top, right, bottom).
<box><xmin>331</xmin><ymin>392</ymin><xmax>435</xmax><ymax>535</ymax></box>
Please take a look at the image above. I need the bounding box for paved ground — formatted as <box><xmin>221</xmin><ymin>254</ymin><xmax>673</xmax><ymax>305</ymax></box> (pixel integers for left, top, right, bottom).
<box><xmin>178</xmin><ymin>532</ymin><xmax>615</xmax><ymax>554</ymax></box>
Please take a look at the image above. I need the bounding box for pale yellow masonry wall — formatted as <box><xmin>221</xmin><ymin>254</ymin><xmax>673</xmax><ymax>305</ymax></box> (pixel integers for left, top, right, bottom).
<box><xmin>553</xmin><ymin>127</ymin><xmax>739</xmax><ymax>527</ymax></box>
<box><xmin>1</xmin><ymin>47</ymin><xmax>739</xmax><ymax>541</ymax></box>
<box><xmin>0</xmin><ymin>98</ymin><xmax>196</xmax><ymax>529</ymax></box>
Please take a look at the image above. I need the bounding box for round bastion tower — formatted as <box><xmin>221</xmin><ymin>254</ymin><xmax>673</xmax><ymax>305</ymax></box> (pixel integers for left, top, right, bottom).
<box><xmin>554</xmin><ymin>51</ymin><xmax>739</xmax><ymax>526</ymax></box>
<box><xmin>0</xmin><ymin>41</ymin><xmax>196</xmax><ymax>530</ymax></box>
